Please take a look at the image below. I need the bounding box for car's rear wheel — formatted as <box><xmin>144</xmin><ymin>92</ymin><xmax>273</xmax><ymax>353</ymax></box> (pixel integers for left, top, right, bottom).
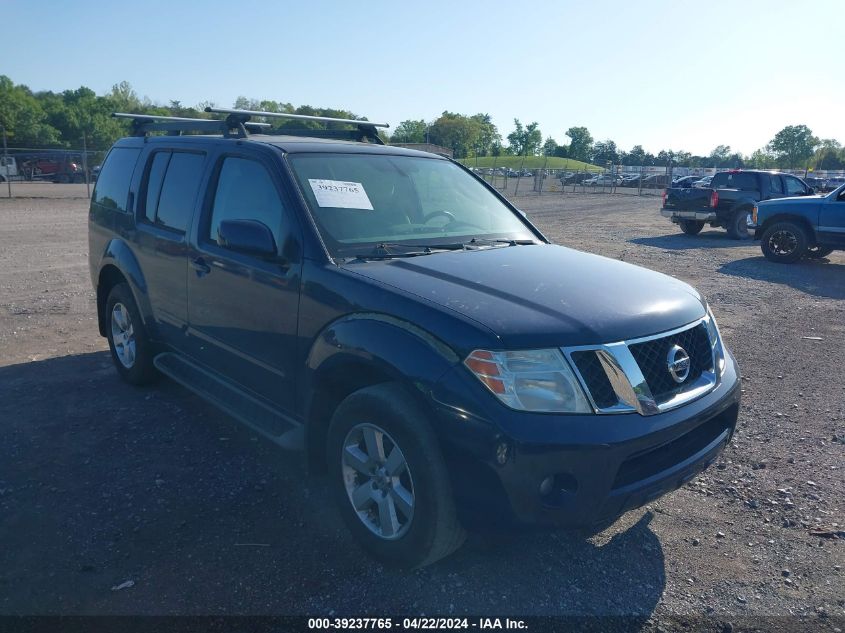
<box><xmin>327</xmin><ymin>383</ymin><xmax>465</xmax><ymax>568</ymax></box>
<box><xmin>105</xmin><ymin>283</ymin><xmax>158</xmax><ymax>385</ymax></box>
<box><xmin>678</xmin><ymin>220</ymin><xmax>705</xmax><ymax>236</ymax></box>
<box><xmin>727</xmin><ymin>208</ymin><xmax>753</xmax><ymax>239</ymax></box>
<box><xmin>806</xmin><ymin>245</ymin><xmax>834</xmax><ymax>259</ymax></box>
<box><xmin>760</xmin><ymin>222</ymin><xmax>807</xmax><ymax>263</ymax></box>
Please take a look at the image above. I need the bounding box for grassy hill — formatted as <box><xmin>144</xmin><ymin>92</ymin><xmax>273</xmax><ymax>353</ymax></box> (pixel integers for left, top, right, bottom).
<box><xmin>459</xmin><ymin>156</ymin><xmax>601</xmax><ymax>171</ymax></box>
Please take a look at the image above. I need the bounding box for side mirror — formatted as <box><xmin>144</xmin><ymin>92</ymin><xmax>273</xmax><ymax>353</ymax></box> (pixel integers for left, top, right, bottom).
<box><xmin>217</xmin><ymin>219</ymin><xmax>278</xmax><ymax>259</ymax></box>
<box><xmin>807</xmin><ymin>187</ymin><xmax>815</xmax><ymax>195</ymax></box>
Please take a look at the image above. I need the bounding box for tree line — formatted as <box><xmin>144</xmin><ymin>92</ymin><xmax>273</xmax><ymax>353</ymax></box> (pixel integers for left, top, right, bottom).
<box><xmin>1</xmin><ymin>75</ymin><xmax>842</xmax><ymax>170</ymax></box>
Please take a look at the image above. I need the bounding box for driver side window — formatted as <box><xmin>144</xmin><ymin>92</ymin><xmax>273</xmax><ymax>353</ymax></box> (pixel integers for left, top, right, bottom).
<box><xmin>784</xmin><ymin>176</ymin><xmax>806</xmax><ymax>196</ymax></box>
<box><xmin>208</xmin><ymin>157</ymin><xmax>286</xmax><ymax>250</ymax></box>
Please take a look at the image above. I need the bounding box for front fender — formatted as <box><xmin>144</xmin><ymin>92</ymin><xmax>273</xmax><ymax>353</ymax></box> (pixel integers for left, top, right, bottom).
<box><xmin>303</xmin><ymin>312</ymin><xmax>460</xmax><ymax>404</ymax></box>
<box><xmin>300</xmin><ymin>313</ymin><xmax>462</xmax><ymax>463</ymax></box>
<box><xmin>97</xmin><ymin>239</ymin><xmax>156</xmax><ymax>333</ymax></box>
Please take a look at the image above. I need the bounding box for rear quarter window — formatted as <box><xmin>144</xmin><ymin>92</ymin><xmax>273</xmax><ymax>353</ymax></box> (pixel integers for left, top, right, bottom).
<box><xmin>711</xmin><ymin>172</ymin><xmax>757</xmax><ymax>191</ymax></box>
<box><xmin>92</xmin><ymin>147</ymin><xmax>141</xmax><ymax>211</ymax></box>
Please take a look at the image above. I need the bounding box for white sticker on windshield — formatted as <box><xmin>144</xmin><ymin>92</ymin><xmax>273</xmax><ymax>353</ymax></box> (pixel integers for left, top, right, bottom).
<box><xmin>308</xmin><ymin>179</ymin><xmax>373</xmax><ymax>210</ymax></box>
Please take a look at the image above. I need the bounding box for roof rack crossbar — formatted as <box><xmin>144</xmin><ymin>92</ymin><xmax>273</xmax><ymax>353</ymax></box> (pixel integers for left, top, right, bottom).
<box><xmin>205</xmin><ymin>107</ymin><xmax>389</xmax><ymax>128</ymax></box>
<box><xmin>205</xmin><ymin>107</ymin><xmax>388</xmax><ymax>144</ymax></box>
<box><xmin>111</xmin><ymin>112</ymin><xmax>270</xmax><ymax>138</ymax></box>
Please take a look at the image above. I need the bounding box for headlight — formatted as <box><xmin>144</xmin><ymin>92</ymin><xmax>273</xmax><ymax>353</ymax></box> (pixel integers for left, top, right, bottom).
<box><xmin>464</xmin><ymin>348</ymin><xmax>591</xmax><ymax>413</ymax></box>
<box><xmin>705</xmin><ymin>305</ymin><xmax>726</xmax><ymax>376</ymax></box>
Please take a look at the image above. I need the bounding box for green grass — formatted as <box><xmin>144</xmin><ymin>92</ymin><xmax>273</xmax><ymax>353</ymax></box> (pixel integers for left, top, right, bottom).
<box><xmin>459</xmin><ymin>155</ymin><xmax>601</xmax><ymax>171</ymax></box>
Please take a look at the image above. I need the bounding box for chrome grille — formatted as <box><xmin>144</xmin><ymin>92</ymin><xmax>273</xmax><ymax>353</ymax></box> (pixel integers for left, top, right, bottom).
<box><xmin>628</xmin><ymin>323</ymin><xmax>713</xmax><ymax>404</ymax></box>
<box><xmin>564</xmin><ymin>316</ymin><xmax>722</xmax><ymax>416</ymax></box>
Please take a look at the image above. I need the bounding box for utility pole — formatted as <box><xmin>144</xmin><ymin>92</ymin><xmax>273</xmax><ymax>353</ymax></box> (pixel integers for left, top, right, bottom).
<box><xmin>82</xmin><ymin>131</ymin><xmax>90</xmax><ymax>199</ymax></box>
<box><xmin>2</xmin><ymin>124</ymin><xmax>11</xmax><ymax>198</ymax></box>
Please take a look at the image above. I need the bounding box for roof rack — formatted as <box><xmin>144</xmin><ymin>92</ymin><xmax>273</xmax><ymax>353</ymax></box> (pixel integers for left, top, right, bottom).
<box><xmin>205</xmin><ymin>107</ymin><xmax>389</xmax><ymax>144</ymax></box>
<box><xmin>112</xmin><ymin>112</ymin><xmax>271</xmax><ymax>138</ymax></box>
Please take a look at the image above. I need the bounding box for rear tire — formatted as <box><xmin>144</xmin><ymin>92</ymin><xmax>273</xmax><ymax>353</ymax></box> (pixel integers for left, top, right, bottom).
<box><xmin>727</xmin><ymin>208</ymin><xmax>752</xmax><ymax>240</ymax></box>
<box><xmin>678</xmin><ymin>220</ymin><xmax>705</xmax><ymax>236</ymax></box>
<box><xmin>327</xmin><ymin>383</ymin><xmax>465</xmax><ymax>568</ymax></box>
<box><xmin>105</xmin><ymin>283</ymin><xmax>158</xmax><ymax>385</ymax></box>
<box><xmin>760</xmin><ymin>221</ymin><xmax>807</xmax><ymax>264</ymax></box>
<box><xmin>806</xmin><ymin>245</ymin><xmax>834</xmax><ymax>259</ymax></box>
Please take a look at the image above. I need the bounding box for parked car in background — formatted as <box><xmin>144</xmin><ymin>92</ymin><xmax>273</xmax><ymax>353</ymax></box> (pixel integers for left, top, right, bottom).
<box><xmin>585</xmin><ymin>175</ymin><xmax>621</xmax><ymax>186</ymax></box>
<box><xmin>822</xmin><ymin>177</ymin><xmax>845</xmax><ymax>193</ymax></box>
<box><xmin>754</xmin><ymin>182</ymin><xmax>845</xmax><ymax>262</ymax></box>
<box><xmin>692</xmin><ymin>176</ymin><xmax>713</xmax><ymax>188</ymax></box>
<box><xmin>672</xmin><ymin>176</ymin><xmax>700</xmax><ymax>189</ymax></box>
<box><xmin>661</xmin><ymin>170</ymin><xmax>815</xmax><ymax>239</ymax></box>
<box><xmin>620</xmin><ymin>174</ymin><xmax>642</xmax><ymax>187</ymax></box>
<box><xmin>641</xmin><ymin>174</ymin><xmax>670</xmax><ymax>189</ymax></box>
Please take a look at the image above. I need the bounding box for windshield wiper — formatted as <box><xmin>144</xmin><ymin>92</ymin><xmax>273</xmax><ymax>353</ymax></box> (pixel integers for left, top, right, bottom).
<box><xmin>348</xmin><ymin>242</ymin><xmax>466</xmax><ymax>261</ymax></box>
<box><xmin>465</xmin><ymin>238</ymin><xmax>537</xmax><ymax>247</ymax></box>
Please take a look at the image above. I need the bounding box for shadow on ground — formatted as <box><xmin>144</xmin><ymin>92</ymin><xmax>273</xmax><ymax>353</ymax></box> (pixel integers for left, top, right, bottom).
<box><xmin>0</xmin><ymin>352</ymin><xmax>665</xmax><ymax>616</ymax></box>
<box><xmin>630</xmin><ymin>232</ymin><xmax>752</xmax><ymax>250</ymax></box>
<box><xmin>719</xmin><ymin>256</ymin><xmax>845</xmax><ymax>300</ymax></box>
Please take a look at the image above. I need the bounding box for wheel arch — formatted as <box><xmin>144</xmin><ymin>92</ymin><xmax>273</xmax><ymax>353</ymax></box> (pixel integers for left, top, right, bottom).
<box><xmin>302</xmin><ymin>313</ymin><xmax>461</xmax><ymax>473</ymax></box>
<box><xmin>759</xmin><ymin>214</ymin><xmax>817</xmax><ymax>243</ymax></box>
<box><xmin>95</xmin><ymin>239</ymin><xmax>154</xmax><ymax>337</ymax></box>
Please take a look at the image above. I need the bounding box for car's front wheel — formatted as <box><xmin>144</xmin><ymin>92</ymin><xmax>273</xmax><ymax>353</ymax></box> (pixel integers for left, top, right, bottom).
<box><xmin>327</xmin><ymin>383</ymin><xmax>465</xmax><ymax>568</ymax></box>
<box><xmin>678</xmin><ymin>219</ymin><xmax>705</xmax><ymax>235</ymax></box>
<box><xmin>760</xmin><ymin>221</ymin><xmax>807</xmax><ymax>263</ymax></box>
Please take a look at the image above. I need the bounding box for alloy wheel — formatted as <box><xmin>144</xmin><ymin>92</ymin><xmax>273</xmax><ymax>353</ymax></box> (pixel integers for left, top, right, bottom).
<box><xmin>341</xmin><ymin>423</ymin><xmax>415</xmax><ymax>540</ymax></box>
<box><xmin>768</xmin><ymin>230</ymin><xmax>798</xmax><ymax>256</ymax></box>
<box><xmin>110</xmin><ymin>302</ymin><xmax>136</xmax><ymax>368</ymax></box>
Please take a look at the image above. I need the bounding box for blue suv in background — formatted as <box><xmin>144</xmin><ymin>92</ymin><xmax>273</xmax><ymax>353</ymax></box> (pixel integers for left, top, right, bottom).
<box><xmin>89</xmin><ymin>109</ymin><xmax>741</xmax><ymax>567</ymax></box>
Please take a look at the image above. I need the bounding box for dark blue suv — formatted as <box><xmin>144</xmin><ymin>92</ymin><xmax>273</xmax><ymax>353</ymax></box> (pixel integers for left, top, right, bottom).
<box><xmin>89</xmin><ymin>109</ymin><xmax>741</xmax><ymax>567</ymax></box>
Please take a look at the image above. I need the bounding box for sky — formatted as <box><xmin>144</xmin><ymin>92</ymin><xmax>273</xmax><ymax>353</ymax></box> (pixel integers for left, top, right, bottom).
<box><xmin>4</xmin><ymin>0</ymin><xmax>843</xmax><ymax>156</ymax></box>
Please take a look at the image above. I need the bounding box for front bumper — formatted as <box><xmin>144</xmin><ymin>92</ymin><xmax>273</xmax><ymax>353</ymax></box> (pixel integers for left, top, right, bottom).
<box><xmin>661</xmin><ymin>208</ymin><xmax>717</xmax><ymax>223</ymax></box>
<box><xmin>431</xmin><ymin>350</ymin><xmax>741</xmax><ymax>527</ymax></box>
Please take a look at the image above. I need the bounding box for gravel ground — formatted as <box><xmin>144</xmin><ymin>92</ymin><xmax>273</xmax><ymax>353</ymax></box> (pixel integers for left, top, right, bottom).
<box><xmin>0</xmin><ymin>186</ymin><xmax>842</xmax><ymax>630</ymax></box>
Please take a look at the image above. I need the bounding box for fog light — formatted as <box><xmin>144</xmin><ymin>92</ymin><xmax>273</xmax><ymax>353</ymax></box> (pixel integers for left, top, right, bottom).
<box><xmin>495</xmin><ymin>442</ymin><xmax>509</xmax><ymax>465</ymax></box>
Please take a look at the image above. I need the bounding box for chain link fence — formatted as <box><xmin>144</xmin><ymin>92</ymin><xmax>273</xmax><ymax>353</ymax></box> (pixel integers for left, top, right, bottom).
<box><xmin>0</xmin><ymin>147</ymin><xmax>105</xmax><ymax>199</ymax></box>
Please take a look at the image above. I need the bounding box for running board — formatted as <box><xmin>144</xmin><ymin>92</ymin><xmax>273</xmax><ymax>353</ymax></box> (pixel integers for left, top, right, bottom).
<box><xmin>153</xmin><ymin>352</ymin><xmax>304</xmax><ymax>450</ymax></box>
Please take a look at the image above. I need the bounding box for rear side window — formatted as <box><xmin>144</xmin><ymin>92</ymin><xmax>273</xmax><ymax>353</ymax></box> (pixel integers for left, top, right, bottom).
<box><xmin>141</xmin><ymin>151</ymin><xmax>205</xmax><ymax>232</ymax></box>
<box><xmin>711</xmin><ymin>172</ymin><xmax>757</xmax><ymax>191</ymax></box>
<box><xmin>143</xmin><ymin>152</ymin><xmax>170</xmax><ymax>223</ymax></box>
<box><xmin>769</xmin><ymin>174</ymin><xmax>784</xmax><ymax>194</ymax></box>
<box><xmin>92</xmin><ymin>147</ymin><xmax>140</xmax><ymax>211</ymax></box>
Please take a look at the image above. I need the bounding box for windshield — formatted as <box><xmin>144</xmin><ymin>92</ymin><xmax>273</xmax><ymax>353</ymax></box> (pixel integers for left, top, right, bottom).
<box><xmin>287</xmin><ymin>153</ymin><xmax>536</xmax><ymax>257</ymax></box>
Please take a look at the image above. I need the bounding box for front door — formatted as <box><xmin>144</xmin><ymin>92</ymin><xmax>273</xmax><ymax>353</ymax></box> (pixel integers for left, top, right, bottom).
<box><xmin>818</xmin><ymin>187</ymin><xmax>845</xmax><ymax>246</ymax></box>
<box><xmin>186</xmin><ymin>151</ymin><xmax>301</xmax><ymax>414</ymax></box>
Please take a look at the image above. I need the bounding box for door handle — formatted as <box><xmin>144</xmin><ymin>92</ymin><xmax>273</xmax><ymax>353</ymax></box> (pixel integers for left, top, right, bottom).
<box><xmin>191</xmin><ymin>257</ymin><xmax>211</xmax><ymax>276</ymax></box>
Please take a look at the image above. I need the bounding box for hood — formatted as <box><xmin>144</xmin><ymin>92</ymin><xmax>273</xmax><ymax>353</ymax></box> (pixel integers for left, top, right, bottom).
<box><xmin>342</xmin><ymin>244</ymin><xmax>706</xmax><ymax>349</ymax></box>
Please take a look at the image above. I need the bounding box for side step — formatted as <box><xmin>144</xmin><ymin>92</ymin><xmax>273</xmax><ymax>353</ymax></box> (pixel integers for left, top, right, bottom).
<box><xmin>154</xmin><ymin>352</ymin><xmax>304</xmax><ymax>450</ymax></box>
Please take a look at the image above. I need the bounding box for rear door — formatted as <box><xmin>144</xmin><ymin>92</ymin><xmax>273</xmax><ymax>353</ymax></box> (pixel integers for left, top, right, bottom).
<box><xmin>818</xmin><ymin>187</ymin><xmax>845</xmax><ymax>246</ymax></box>
<box><xmin>134</xmin><ymin>148</ymin><xmax>208</xmax><ymax>345</ymax></box>
<box><xmin>186</xmin><ymin>149</ymin><xmax>302</xmax><ymax>414</ymax></box>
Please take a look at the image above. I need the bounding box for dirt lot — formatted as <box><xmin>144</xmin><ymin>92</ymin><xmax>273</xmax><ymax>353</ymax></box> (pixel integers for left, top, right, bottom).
<box><xmin>0</xmin><ymin>185</ymin><xmax>843</xmax><ymax>629</ymax></box>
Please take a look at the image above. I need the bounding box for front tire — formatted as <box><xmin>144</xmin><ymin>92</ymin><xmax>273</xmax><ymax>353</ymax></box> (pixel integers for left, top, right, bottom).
<box><xmin>727</xmin><ymin>208</ymin><xmax>753</xmax><ymax>240</ymax></box>
<box><xmin>327</xmin><ymin>383</ymin><xmax>465</xmax><ymax>568</ymax></box>
<box><xmin>760</xmin><ymin>221</ymin><xmax>807</xmax><ymax>263</ymax></box>
<box><xmin>678</xmin><ymin>219</ymin><xmax>705</xmax><ymax>235</ymax></box>
<box><xmin>105</xmin><ymin>283</ymin><xmax>158</xmax><ymax>385</ymax></box>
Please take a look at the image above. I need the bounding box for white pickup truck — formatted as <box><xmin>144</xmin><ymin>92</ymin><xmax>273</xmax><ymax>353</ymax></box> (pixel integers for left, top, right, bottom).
<box><xmin>0</xmin><ymin>156</ymin><xmax>19</xmax><ymax>182</ymax></box>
